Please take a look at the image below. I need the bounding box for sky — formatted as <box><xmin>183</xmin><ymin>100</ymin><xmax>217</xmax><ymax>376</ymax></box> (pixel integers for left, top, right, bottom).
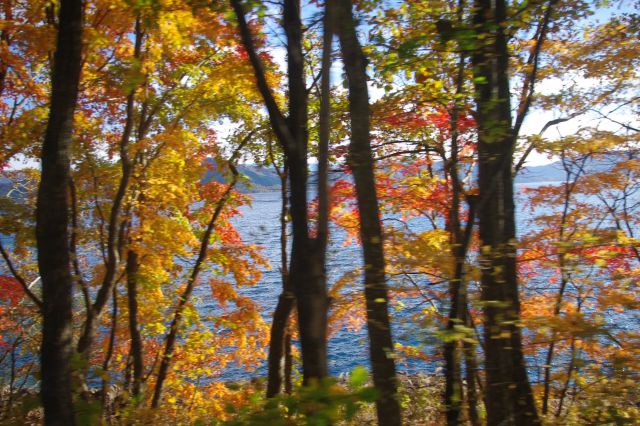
<box><xmin>7</xmin><ymin>0</ymin><xmax>637</xmax><ymax>170</ymax></box>
<box><xmin>244</xmin><ymin>0</ymin><xmax>638</xmax><ymax>167</ymax></box>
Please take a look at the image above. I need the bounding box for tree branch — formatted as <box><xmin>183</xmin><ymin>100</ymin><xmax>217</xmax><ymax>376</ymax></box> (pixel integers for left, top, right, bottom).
<box><xmin>513</xmin><ymin>0</ymin><xmax>558</xmax><ymax>138</ymax></box>
<box><xmin>230</xmin><ymin>0</ymin><xmax>294</xmax><ymax>153</ymax></box>
<box><xmin>0</xmin><ymin>241</ymin><xmax>43</xmax><ymax>310</ymax></box>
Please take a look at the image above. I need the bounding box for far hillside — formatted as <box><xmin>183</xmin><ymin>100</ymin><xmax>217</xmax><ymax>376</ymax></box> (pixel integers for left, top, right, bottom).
<box><xmin>203</xmin><ymin>152</ymin><xmax>637</xmax><ymax>192</ymax></box>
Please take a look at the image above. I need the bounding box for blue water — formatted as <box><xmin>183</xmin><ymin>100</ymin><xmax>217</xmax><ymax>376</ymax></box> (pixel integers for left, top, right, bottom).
<box><xmin>195</xmin><ymin>181</ymin><xmax>639</xmax><ymax>382</ymax></box>
<box><xmin>192</xmin><ymin>191</ymin><xmax>445</xmax><ymax>380</ymax></box>
<box><xmin>2</xmin><ymin>181</ymin><xmax>635</xmax><ymax>384</ymax></box>
<box><xmin>193</xmin><ymin>191</ymin><xmax>377</xmax><ymax>379</ymax></box>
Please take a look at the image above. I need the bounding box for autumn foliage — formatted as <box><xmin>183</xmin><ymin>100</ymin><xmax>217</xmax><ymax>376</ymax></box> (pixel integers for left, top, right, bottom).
<box><xmin>0</xmin><ymin>0</ymin><xmax>639</xmax><ymax>425</ymax></box>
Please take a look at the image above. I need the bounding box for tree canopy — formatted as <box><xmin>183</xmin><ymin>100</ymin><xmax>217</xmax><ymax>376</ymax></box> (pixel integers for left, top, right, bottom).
<box><xmin>0</xmin><ymin>0</ymin><xmax>638</xmax><ymax>424</ymax></box>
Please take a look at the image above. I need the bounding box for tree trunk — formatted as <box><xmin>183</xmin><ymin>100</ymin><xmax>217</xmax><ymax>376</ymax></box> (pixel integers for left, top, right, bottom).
<box><xmin>444</xmin><ymin>143</ymin><xmax>467</xmax><ymax>426</ymax></box>
<box><xmin>555</xmin><ymin>336</ymin><xmax>577</xmax><ymax>418</ymax></box>
<box><xmin>442</xmin><ymin>11</ymin><xmax>473</xmax><ymax>424</ymax></box>
<box><xmin>336</xmin><ymin>1</ymin><xmax>402</xmax><ymax>424</ymax></box>
<box><xmin>36</xmin><ymin>0</ymin><xmax>83</xmax><ymax>424</ymax></box>
<box><xmin>266</xmin><ymin>292</ymin><xmax>296</xmax><ymax>396</ymax></box>
<box><xmin>76</xmin><ymin>18</ymin><xmax>143</xmax><ymax>360</ymax></box>
<box><xmin>464</xmin><ymin>338</ymin><xmax>480</xmax><ymax>426</ymax></box>
<box><xmin>266</xmin><ymin>163</ymin><xmax>296</xmax><ymax>397</ymax></box>
<box><xmin>100</xmin><ymin>287</ymin><xmax>118</xmax><ymax>416</ymax></box>
<box><xmin>283</xmin><ymin>0</ymin><xmax>329</xmax><ymax>384</ymax></box>
<box><xmin>126</xmin><ymin>250</ymin><xmax>144</xmax><ymax>399</ymax></box>
<box><xmin>284</xmin><ymin>331</ymin><xmax>293</xmax><ymax>393</ymax></box>
<box><xmin>471</xmin><ymin>0</ymin><xmax>540</xmax><ymax>423</ymax></box>
<box><xmin>231</xmin><ymin>0</ymin><xmax>329</xmax><ymax>385</ymax></box>
<box><xmin>151</xmin><ymin>139</ymin><xmax>247</xmax><ymax>407</ymax></box>
<box><xmin>444</xmin><ymin>272</ymin><xmax>463</xmax><ymax>426</ymax></box>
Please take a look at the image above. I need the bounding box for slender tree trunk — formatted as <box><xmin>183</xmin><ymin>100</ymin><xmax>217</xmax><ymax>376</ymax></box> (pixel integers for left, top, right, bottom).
<box><xmin>471</xmin><ymin>0</ymin><xmax>540</xmax><ymax>423</ymax></box>
<box><xmin>443</xmin><ymin>6</ymin><xmax>473</xmax><ymax>423</ymax></box>
<box><xmin>69</xmin><ymin>178</ymin><xmax>91</xmax><ymax>316</ymax></box>
<box><xmin>463</xmin><ymin>338</ymin><xmax>480</xmax><ymax>426</ymax></box>
<box><xmin>151</xmin><ymin>140</ymin><xmax>247</xmax><ymax>407</ymax></box>
<box><xmin>126</xmin><ymin>250</ymin><xmax>144</xmax><ymax>399</ymax></box>
<box><xmin>444</xmin><ymin>201</ymin><xmax>477</xmax><ymax>426</ymax></box>
<box><xmin>36</xmin><ymin>0</ymin><xmax>83</xmax><ymax>424</ymax></box>
<box><xmin>283</xmin><ymin>0</ymin><xmax>329</xmax><ymax>384</ymax></box>
<box><xmin>444</xmin><ymin>272</ymin><xmax>463</xmax><ymax>426</ymax></box>
<box><xmin>267</xmin><ymin>162</ymin><xmax>296</xmax><ymax>397</ymax></box>
<box><xmin>336</xmin><ymin>1</ymin><xmax>402</xmax><ymax>424</ymax></box>
<box><xmin>76</xmin><ymin>18</ymin><xmax>143</xmax><ymax>359</ymax></box>
<box><xmin>3</xmin><ymin>337</ymin><xmax>20</xmax><ymax>420</ymax></box>
<box><xmin>444</xmin><ymin>113</ymin><xmax>466</xmax><ymax>426</ymax></box>
<box><xmin>101</xmin><ymin>287</ymin><xmax>118</xmax><ymax>417</ymax></box>
<box><xmin>266</xmin><ymin>292</ymin><xmax>296</xmax><ymax>396</ymax></box>
<box><xmin>555</xmin><ymin>336</ymin><xmax>577</xmax><ymax>418</ymax></box>
<box><xmin>231</xmin><ymin>0</ymin><xmax>329</xmax><ymax>385</ymax></box>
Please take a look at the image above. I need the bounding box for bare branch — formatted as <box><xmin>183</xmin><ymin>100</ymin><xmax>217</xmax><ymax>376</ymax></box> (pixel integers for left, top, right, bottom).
<box><xmin>230</xmin><ymin>0</ymin><xmax>294</xmax><ymax>153</ymax></box>
<box><xmin>0</xmin><ymin>240</ymin><xmax>42</xmax><ymax>310</ymax></box>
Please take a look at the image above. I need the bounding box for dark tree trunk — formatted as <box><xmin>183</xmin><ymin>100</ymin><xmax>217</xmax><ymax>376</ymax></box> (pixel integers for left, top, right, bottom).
<box><xmin>444</xmin><ymin>265</ymin><xmax>463</xmax><ymax>426</ymax></box>
<box><xmin>266</xmin><ymin>163</ymin><xmax>296</xmax><ymax>397</ymax></box>
<box><xmin>266</xmin><ymin>292</ymin><xmax>296</xmax><ymax>396</ymax></box>
<box><xmin>284</xmin><ymin>332</ymin><xmax>293</xmax><ymax>393</ymax></box>
<box><xmin>76</xmin><ymin>18</ymin><xmax>143</xmax><ymax>360</ymax></box>
<box><xmin>444</xmin><ymin>42</ymin><xmax>474</xmax><ymax>426</ymax></box>
<box><xmin>126</xmin><ymin>250</ymin><xmax>144</xmax><ymax>399</ymax></box>
<box><xmin>100</xmin><ymin>287</ymin><xmax>118</xmax><ymax>415</ymax></box>
<box><xmin>231</xmin><ymin>0</ymin><xmax>329</xmax><ymax>386</ymax></box>
<box><xmin>464</xmin><ymin>338</ymin><xmax>480</xmax><ymax>426</ymax></box>
<box><xmin>336</xmin><ymin>1</ymin><xmax>402</xmax><ymax>424</ymax></box>
<box><xmin>444</xmin><ymin>138</ymin><xmax>465</xmax><ymax>426</ymax></box>
<box><xmin>444</xmin><ymin>241</ymin><xmax>466</xmax><ymax>425</ymax></box>
<box><xmin>471</xmin><ymin>0</ymin><xmax>540</xmax><ymax>424</ymax></box>
<box><xmin>283</xmin><ymin>0</ymin><xmax>329</xmax><ymax>384</ymax></box>
<box><xmin>555</xmin><ymin>335</ymin><xmax>577</xmax><ymax>417</ymax></box>
<box><xmin>36</xmin><ymin>0</ymin><xmax>83</xmax><ymax>424</ymax></box>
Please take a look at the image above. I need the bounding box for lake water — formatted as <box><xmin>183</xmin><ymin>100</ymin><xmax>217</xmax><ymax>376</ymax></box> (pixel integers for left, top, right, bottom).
<box><xmin>193</xmin><ymin>191</ymin><xmax>382</xmax><ymax>379</ymax></box>
<box><xmin>1</xmin><ymin>181</ymin><xmax>629</xmax><ymax>384</ymax></box>
<box><xmin>198</xmin><ymin>188</ymin><xmax>501</xmax><ymax>380</ymax></box>
<box><xmin>193</xmin><ymin>181</ymin><xmax>637</xmax><ymax>382</ymax></box>
<box><xmin>0</xmin><ymin>172</ymin><xmax>635</xmax><ymax>399</ymax></box>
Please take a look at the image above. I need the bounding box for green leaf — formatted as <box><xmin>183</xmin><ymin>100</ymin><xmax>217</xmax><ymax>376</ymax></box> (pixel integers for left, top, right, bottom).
<box><xmin>349</xmin><ymin>365</ymin><xmax>369</xmax><ymax>389</ymax></box>
<box><xmin>357</xmin><ymin>386</ymin><xmax>380</xmax><ymax>402</ymax></box>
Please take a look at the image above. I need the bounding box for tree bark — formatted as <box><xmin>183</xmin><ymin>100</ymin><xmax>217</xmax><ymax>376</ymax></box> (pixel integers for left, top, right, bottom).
<box><xmin>464</xmin><ymin>338</ymin><xmax>480</xmax><ymax>426</ymax></box>
<box><xmin>231</xmin><ymin>0</ymin><xmax>329</xmax><ymax>385</ymax></box>
<box><xmin>36</xmin><ymin>0</ymin><xmax>83</xmax><ymax>424</ymax></box>
<box><xmin>443</xmin><ymin>40</ymin><xmax>469</xmax><ymax>426</ymax></box>
<box><xmin>100</xmin><ymin>287</ymin><xmax>118</xmax><ymax>415</ymax></box>
<box><xmin>336</xmin><ymin>1</ymin><xmax>402</xmax><ymax>424</ymax></box>
<box><xmin>76</xmin><ymin>17</ymin><xmax>143</xmax><ymax>359</ymax></box>
<box><xmin>283</xmin><ymin>0</ymin><xmax>329</xmax><ymax>384</ymax></box>
<box><xmin>266</xmin><ymin>291</ymin><xmax>296</xmax><ymax>396</ymax></box>
<box><xmin>471</xmin><ymin>0</ymin><xmax>540</xmax><ymax>423</ymax></box>
<box><xmin>126</xmin><ymin>250</ymin><xmax>144</xmax><ymax>399</ymax></box>
<box><xmin>266</xmin><ymin>161</ymin><xmax>296</xmax><ymax>397</ymax></box>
